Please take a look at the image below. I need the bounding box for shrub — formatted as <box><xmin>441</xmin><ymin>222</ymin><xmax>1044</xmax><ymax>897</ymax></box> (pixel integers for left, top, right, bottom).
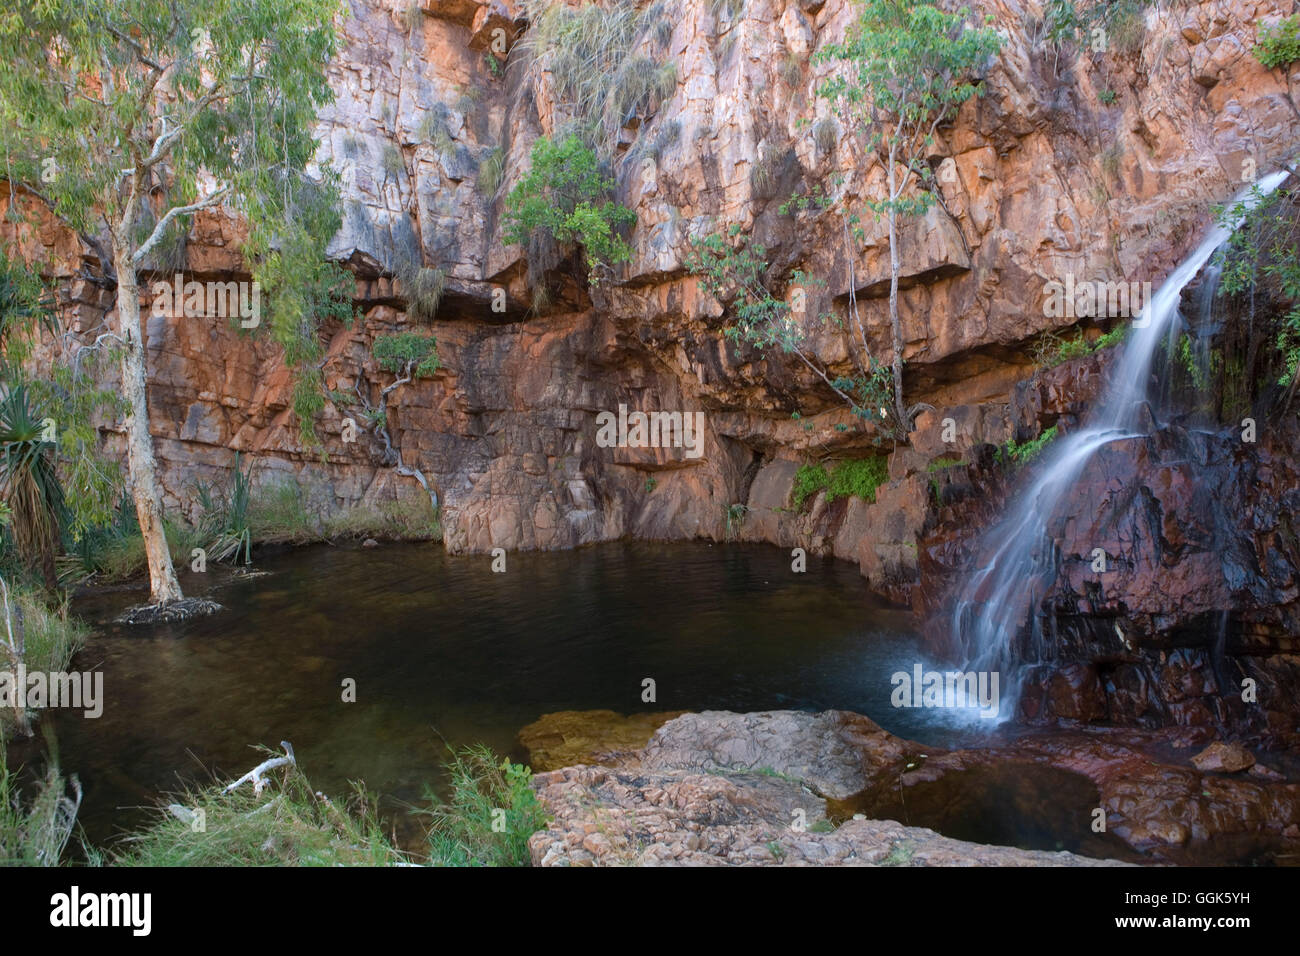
<box><xmin>373</xmin><ymin>330</ymin><xmax>441</xmax><ymax>378</ymax></box>
<box><xmin>1000</xmin><ymin>425</ymin><xmax>1060</xmax><ymax>467</ymax></box>
<box><xmin>790</xmin><ymin>457</ymin><xmax>889</xmax><ymax>509</ymax></box>
<box><xmin>1256</xmin><ymin>15</ymin><xmax>1300</xmax><ymax>69</ymax></box>
<box><xmin>503</xmin><ymin>135</ymin><xmax>635</xmax><ymax>277</ymax></box>
<box><xmin>425</xmin><ymin>745</ymin><xmax>548</xmax><ymax>867</ymax></box>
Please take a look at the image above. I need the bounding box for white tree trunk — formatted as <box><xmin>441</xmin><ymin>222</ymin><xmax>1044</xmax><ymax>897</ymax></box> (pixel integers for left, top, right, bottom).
<box><xmin>887</xmin><ymin>152</ymin><xmax>905</xmax><ymax>431</ymax></box>
<box><xmin>114</xmin><ymin>249</ymin><xmax>184</xmax><ymax>606</ymax></box>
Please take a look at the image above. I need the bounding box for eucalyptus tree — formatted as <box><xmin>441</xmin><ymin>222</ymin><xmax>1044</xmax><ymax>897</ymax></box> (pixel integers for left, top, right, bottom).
<box><xmin>817</xmin><ymin>0</ymin><xmax>1002</xmax><ymax>433</ymax></box>
<box><xmin>0</xmin><ymin>0</ymin><xmax>348</xmax><ymax>611</ymax></box>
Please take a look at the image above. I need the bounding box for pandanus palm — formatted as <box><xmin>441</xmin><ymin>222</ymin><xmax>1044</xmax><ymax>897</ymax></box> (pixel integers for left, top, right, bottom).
<box><xmin>0</xmin><ymin>384</ymin><xmax>65</xmax><ymax>591</ymax></box>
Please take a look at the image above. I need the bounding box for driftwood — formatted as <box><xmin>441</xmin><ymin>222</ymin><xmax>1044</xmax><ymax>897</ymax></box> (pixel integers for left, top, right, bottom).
<box><xmin>0</xmin><ymin>574</ymin><xmax>31</xmax><ymax>735</ymax></box>
<box><xmin>222</xmin><ymin>741</ymin><xmax>296</xmax><ymax>795</ymax></box>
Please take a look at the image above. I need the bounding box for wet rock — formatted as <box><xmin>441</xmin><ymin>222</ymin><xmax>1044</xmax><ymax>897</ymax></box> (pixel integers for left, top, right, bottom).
<box><xmin>517</xmin><ymin>709</ymin><xmax>687</xmax><ymax>772</ymax></box>
<box><xmin>534</xmin><ymin>710</ymin><xmax>1300</xmax><ymax>865</ymax></box>
<box><xmin>529</xmin><ymin>764</ymin><xmax>1126</xmax><ymax>867</ymax></box>
<box><xmin>1191</xmin><ymin>742</ymin><xmax>1256</xmax><ymax>773</ymax></box>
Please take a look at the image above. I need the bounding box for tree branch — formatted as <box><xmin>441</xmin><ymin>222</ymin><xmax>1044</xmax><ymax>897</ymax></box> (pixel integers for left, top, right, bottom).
<box><xmin>132</xmin><ymin>188</ymin><xmax>230</xmax><ymax>264</ymax></box>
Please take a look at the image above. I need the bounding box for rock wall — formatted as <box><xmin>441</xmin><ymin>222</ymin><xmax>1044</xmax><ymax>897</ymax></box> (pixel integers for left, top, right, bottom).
<box><xmin>7</xmin><ymin>0</ymin><xmax>1300</xmax><ymax>721</ymax></box>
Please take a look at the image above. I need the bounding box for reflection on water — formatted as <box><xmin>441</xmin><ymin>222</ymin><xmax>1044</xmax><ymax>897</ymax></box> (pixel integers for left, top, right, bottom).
<box><xmin>12</xmin><ymin>541</ymin><xmax>940</xmax><ymax>850</ymax></box>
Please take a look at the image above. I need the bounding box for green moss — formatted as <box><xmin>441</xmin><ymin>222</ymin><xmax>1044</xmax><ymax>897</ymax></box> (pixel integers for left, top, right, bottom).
<box><xmin>1000</xmin><ymin>425</ymin><xmax>1060</xmax><ymax>468</ymax></box>
<box><xmin>926</xmin><ymin>456</ymin><xmax>963</xmax><ymax>472</ymax></box>
<box><xmin>790</xmin><ymin>457</ymin><xmax>889</xmax><ymax>510</ymax></box>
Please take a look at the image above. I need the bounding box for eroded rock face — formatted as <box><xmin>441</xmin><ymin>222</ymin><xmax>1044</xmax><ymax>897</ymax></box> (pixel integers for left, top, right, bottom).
<box><xmin>916</xmin><ymin>400</ymin><xmax>1300</xmax><ymax>734</ymax></box>
<box><xmin>527</xmin><ymin>710</ymin><xmax>1300</xmax><ymax>865</ymax></box>
<box><xmin>7</xmin><ymin>1</ymin><xmax>1300</xmax><ymax>729</ymax></box>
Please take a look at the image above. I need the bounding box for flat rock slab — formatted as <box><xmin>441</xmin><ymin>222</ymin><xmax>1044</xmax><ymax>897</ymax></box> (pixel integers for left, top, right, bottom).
<box><xmin>638</xmin><ymin>709</ymin><xmax>916</xmax><ymax>800</ymax></box>
<box><xmin>529</xmin><ymin>765</ymin><xmax>1125</xmax><ymax>867</ymax></box>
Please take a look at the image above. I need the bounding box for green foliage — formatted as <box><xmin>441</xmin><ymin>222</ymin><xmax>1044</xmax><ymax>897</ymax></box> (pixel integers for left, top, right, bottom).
<box><xmin>1032</xmin><ymin>324</ymin><xmax>1130</xmax><ymax>369</ymax></box>
<box><xmin>117</xmin><ymin>756</ymin><xmax>405</xmax><ymax>866</ymax></box>
<box><xmin>815</xmin><ymin>1</ymin><xmax>1002</xmax><ymax>429</ymax></box>
<box><xmin>815</xmin><ymin>0</ymin><xmax>1003</xmax><ymax>221</ymax></box>
<box><xmin>0</xmin><ymin>254</ymin><xmax>56</xmax><ymax>368</ymax></box>
<box><xmin>1254</xmin><ymin>14</ymin><xmax>1300</xmax><ymax>69</ymax></box>
<box><xmin>1000</xmin><ymin>425</ymin><xmax>1059</xmax><ymax>467</ymax></box>
<box><xmin>373</xmin><ymin>331</ymin><xmax>441</xmax><ymax>378</ymax></box>
<box><xmin>503</xmin><ymin>135</ymin><xmax>635</xmax><ymax>277</ymax></box>
<box><xmin>791</xmin><ymin>457</ymin><xmax>889</xmax><ymax>509</ymax></box>
<box><xmin>644</xmin><ymin>476</ymin><xmax>657</xmax><ymax>493</ymax></box>
<box><xmin>0</xmin><ymin>0</ymin><xmax>353</xmax><ymax>453</ymax></box>
<box><xmin>687</xmin><ymin>227</ymin><xmax>892</xmax><ymax>427</ymax></box>
<box><xmin>518</xmin><ymin>0</ymin><xmax>676</xmax><ymax>156</ymax></box>
<box><xmin>1044</xmin><ymin>0</ymin><xmax>1149</xmax><ymax>54</ymax></box>
<box><xmin>0</xmin><ymin>384</ymin><xmax>66</xmax><ymax>588</ymax></box>
<box><xmin>3</xmin><ymin>585</ymin><xmax>87</xmax><ymax>678</ymax></box>
<box><xmin>1217</xmin><ymin>185</ymin><xmax>1300</xmax><ymax>396</ymax></box>
<box><xmin>826</xmin><ymin>456</ymin><xmax>889</xmax><ymax>503</ymax></box>
<box><xmin>1098</xmin><ymin>88</ymin><xmax>1118</xmax><ymax>105</ymax></box>
<box><xmin>194</xmin><ymin>454</ymin><xmax>254</xmax><ymax>565</ymax></box>
<box><xmin>425</xmin><ymin>745</ymin><xmax>548</xmax><ymax>867</ymax></box>
<box><xmin>927</xmin><ymin>456</ymin><xmax>963</xmax><ymax>472</ymax></box>
<box><xmin>723</xmin><ymin>502</ymin><xmax>749</xmax><ymax>538</ymax></box>
<box><xmin>792</xmin><ymin>463</ymin><xmax>826</xmax><ymax>506</ymax></box>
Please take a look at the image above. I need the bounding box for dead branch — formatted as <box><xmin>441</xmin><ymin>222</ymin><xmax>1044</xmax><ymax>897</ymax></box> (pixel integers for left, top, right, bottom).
<box><xmin>223</xmin><ymin>741</ymin><xmax>296</xmax><ymax>795</ymax></box>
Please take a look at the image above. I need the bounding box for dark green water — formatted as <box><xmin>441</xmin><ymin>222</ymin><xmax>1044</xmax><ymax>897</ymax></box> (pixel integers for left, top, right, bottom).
<box><xmin>16</xmin><ymin>540</ymin><xmax>939</xmax><ymax>851</ymax></box>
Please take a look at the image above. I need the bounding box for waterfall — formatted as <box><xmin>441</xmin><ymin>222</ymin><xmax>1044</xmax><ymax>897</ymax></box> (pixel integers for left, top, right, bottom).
<box><xmin>948</xmin><ymin>170</ymin><xmax>1291</xmax><ymax>723</ymax></box>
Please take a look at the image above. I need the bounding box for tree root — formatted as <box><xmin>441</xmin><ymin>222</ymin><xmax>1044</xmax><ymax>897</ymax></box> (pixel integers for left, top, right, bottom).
<box><xmin>115</xmin><ymin>597</ymin><xmax>223</xmax><ymax>625</ymax></box>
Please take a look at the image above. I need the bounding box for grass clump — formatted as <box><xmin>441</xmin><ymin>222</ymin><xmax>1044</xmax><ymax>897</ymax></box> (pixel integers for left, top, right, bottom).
<box><xmin>0</xmin><ymin>752</ymin><xmax>85</xmax><ymax>866</ymax></box>
<box><xmin>323</xmin><ymin>498</ymin><xmax>441</xmax><ymax>542</ymax></box>
<box><xmin>927</xmin><ymin>456</ymin><xmax>963</xmax><ymax>472</ymax></box>
<box><xmin>246</xmin><ymin>480</ymin><xmax>320</xmax><ymax>545</ymax></box>
<box><xmin>393</xmin><ymin>256</ymin><xmax>446</xmax><ymax>323</ymax></box>
<box><xmin>425</xmin><ymin>744</ymin><xmax>548</xmax><ymax>867</ymax></box>
<box><xmin>517</xmin><ymin>0</ymin><xmax>676</xmax><ymax>157</ymax></box>
<box><xmin>1000</xmin><ymin>425</ymin><xmax>1060</xmax><ymax>468</ymax></box>
<box><xmin>116</xmin><ymin>755</ymin><xmax>405</xmax><ymax>867</ymax></box>
<box><xmin>790</xmin><ymin>457</ymin><xmax>889</xmax><ymax>510</ymax></box>
<box><xmin>1033</xmin><ymin>324</ymin><xmax>1130</xmax><ymax>369</ymax></box>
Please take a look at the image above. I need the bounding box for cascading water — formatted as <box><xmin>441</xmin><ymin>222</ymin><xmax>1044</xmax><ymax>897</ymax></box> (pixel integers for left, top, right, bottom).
<box><xmin>949</xmin><ymin>170</ymin><xmax>1291</xmax><ymax>723</ymax></box>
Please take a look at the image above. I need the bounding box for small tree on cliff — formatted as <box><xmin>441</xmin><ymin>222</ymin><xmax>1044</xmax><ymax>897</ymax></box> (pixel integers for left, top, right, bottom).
<box><xmin>816</xmin><ymin>0</ymin><xmax>1002</xmax><ymax>433</ymax></box>
<box><xmin>0</xmin><ymin>0</ymin><xmax>346</xmax><ymax>611</ymax></box>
